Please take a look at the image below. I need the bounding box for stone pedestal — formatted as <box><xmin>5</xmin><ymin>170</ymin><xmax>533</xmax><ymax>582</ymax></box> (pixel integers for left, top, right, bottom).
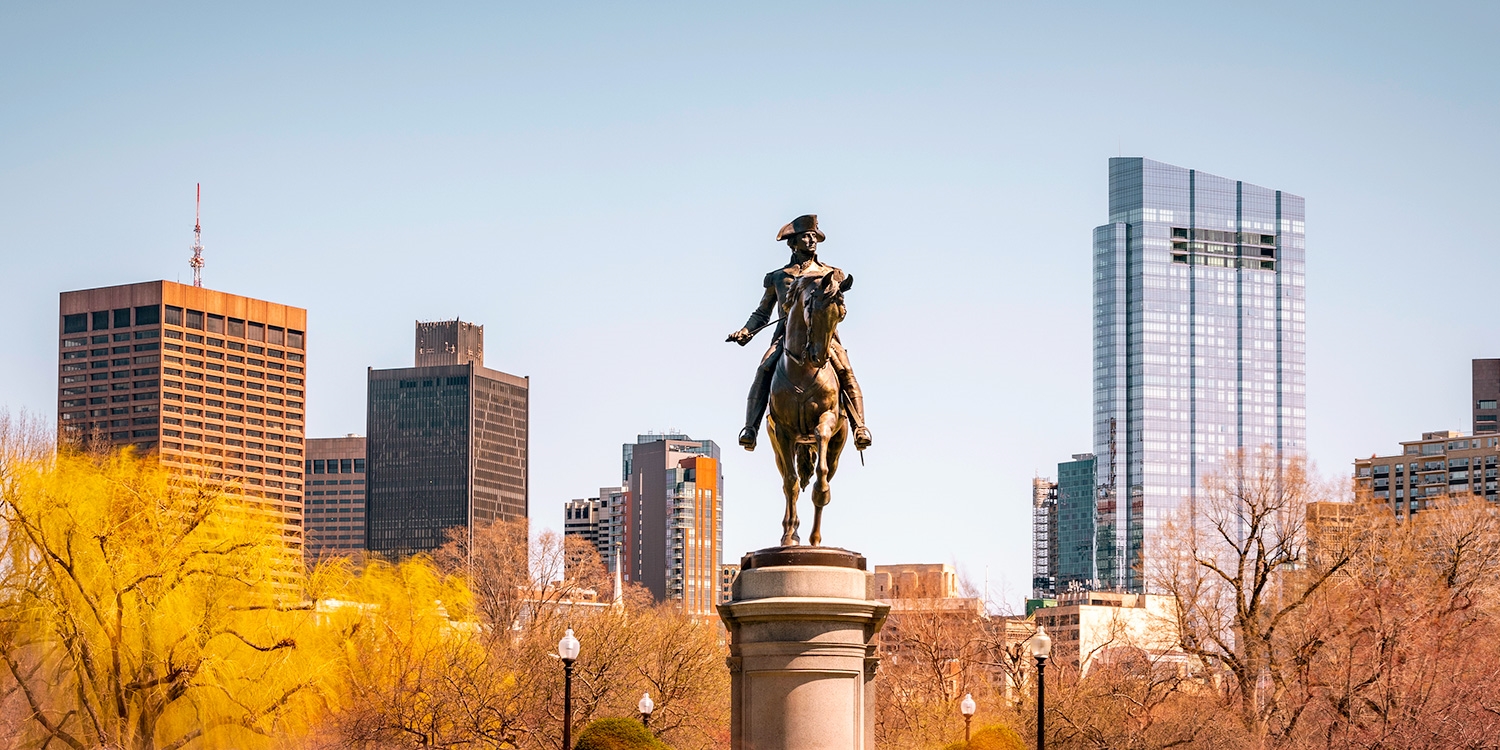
<box><xmin>717</xmin><ymin>547</ymin><xmax>890</xmax><ymax>750</ymax></box>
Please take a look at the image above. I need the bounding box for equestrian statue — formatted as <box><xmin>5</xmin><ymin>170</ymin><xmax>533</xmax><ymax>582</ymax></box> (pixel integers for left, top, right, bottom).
<box><xmin>726</xmin><ymin>215</ymin><xmax>871</xmax><ymax>547</ymax></box>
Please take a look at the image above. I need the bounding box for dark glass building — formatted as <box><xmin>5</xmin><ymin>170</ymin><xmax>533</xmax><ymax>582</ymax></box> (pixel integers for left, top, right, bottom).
<box><xmin>365</xmin><ymin>321</ymin><xmax>528</xmax><ymax>557</ymax></box>
<box><xmin>1055</xmin><ymin>454</ymin><xmax>1097</xmax><ymax>592</ymax></box>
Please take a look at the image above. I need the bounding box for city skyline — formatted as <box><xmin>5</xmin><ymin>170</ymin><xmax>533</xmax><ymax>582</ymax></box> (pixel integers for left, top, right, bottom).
<box><xmin>5</xmin><ymin>4</ymin><xmax>1499</xmax><ymax>611</ymax></box>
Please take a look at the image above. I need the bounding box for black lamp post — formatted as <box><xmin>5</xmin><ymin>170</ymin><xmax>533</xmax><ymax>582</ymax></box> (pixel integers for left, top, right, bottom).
<box><xmin>1031</xmin><ymin>625</ymin><xmax>1053</xmax><ymax>750</ymax></box>
<box><xmin>959</xmin><ymin>692</ymin><xmax>976</xmax><ymax>744</ymax></box>
<box><xmin>559</xmin><ymin>628</ymin><xmax>580</xmax><ymax>749</ymax></box>
<box><xmin>638</xmin><ymin>692</ymin><xmax>655</xmax><ymax>729</ymax></box>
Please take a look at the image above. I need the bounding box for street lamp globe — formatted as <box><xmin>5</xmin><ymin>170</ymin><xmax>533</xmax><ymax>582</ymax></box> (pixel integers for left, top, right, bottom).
<box><xmin>639</xmin><ymin>692</ymin><xmax>655</xmax><ymax>716</ymax></box>
<box><xmin>960</xmin><ymin>693</ymin><xmax>976</xmax><ymax>717</ymax></box>
<box><xmin>558</xmin><ymin>628</ymin><xmax>581</xmax><ymax>663</ymax></box>
<box><xmin>1031</xmin><ymin>625</ymin><xmax>1053</xmax><ymax>661</ymax></box>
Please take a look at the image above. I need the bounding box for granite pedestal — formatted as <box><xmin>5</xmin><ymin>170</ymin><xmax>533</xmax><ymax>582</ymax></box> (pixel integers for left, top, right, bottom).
<box><xmin>717</xmin><ymin>547</ymin><xmax>890</xmax><ymax>750</ymax></box>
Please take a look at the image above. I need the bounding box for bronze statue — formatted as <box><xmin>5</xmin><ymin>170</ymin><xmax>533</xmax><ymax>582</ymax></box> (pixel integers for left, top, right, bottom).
<box><xmin>727</xmin><ymin>215</ymin><xmax>870</xmax><ymax>546</ymax></box>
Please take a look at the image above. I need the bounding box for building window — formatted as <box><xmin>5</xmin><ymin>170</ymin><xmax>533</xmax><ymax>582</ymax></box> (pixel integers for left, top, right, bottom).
<box><xmin>248</xmin><ymin>322</ymin><xmax>265</xmax><ymax>342</ymax></box>
<box><xmin>207</xmin><ymin>314</ymin><xmax>225</xmax><ymax>333</ymax></box>
<box><xmin>113</xmin><ymin>309</ymin><xmax>131</xmax><ymax>328</ymax></box>
<box><xmin>63</xmin><ymin>314</ymin><xmax>87</xmax><ymax>333</ymax></box>
<box><xmin>1480</xmin><ymin>400</ymin><xmax>1498</xmax><ymax>410</ymax></box>
<box><xmin>185</xmin><ymin>310</ymin><xmax>205</xmax><ymax>330</ymax></box>
<box><xmin>287</xmin><ymin>330</ymin><xmax>304</xmax><ymax>349</ymax></box>
<box><xmin>165</xmin><ymin>306</ymin><xmax>183</xmax><ymax>326</ymax></box>
<box><xmin>92</xmin><ymin>311</ymin><xmax>110</xmax><ymax>330</ymax></box>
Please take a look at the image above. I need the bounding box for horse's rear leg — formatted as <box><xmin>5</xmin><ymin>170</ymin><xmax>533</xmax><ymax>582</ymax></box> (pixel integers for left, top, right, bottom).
<box><xmin>781</xmin><ymin>470</ymin><xmax>800</xmax><ymax>547</ymax></box>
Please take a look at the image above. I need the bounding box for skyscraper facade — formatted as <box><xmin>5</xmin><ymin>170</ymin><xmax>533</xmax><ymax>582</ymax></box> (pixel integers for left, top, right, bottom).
<box><xmin>304</xmin><ymin>436</ymin><xmax>367</xmax><ymax>560</ymax></box>
<box><xmin>1094</xmin><ymin>158</ymin><xmax>1306</xmax><ymax>591</ymax></box>
<box><xmin>1475</xmin><ymin>359</ymin><xmax>1499</xmax><ymax>435</ymax></box>
<box><xmin>58</xmin><ymin>281</ymin><xmax>308</xmax><ymax>549</ymax></box>
<box><xmin>366</xmin><ymin>321</ymin><xmax>528</xmax><ymax>557</ymax></box>
<box><xmin>1055</xmin><ymin>454</ymin><xmax>1098</xmax><ymax>593</ymax></box>
<box><xmin>620</xmin><ymin>434</ymin><xmax>722</xmax><ymax>616</ymax></box>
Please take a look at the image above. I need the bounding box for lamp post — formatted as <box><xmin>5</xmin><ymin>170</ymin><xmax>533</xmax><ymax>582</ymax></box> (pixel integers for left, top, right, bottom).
<box><xmin>558</xmin><ymin>628</ymin><xmax>580</xmax><ymax>749</ymax></box>
<box><xmin>959</xmin><ymin>692</ymin><xmax>976</xmax><ymax>744</ymax></box>
<box><xmin>1031</xmin><ymin>625</ymin><xmax>1053</xmax><ymax>750</ymax></box>
<box><xmin>638</xmin><ymin>692</ymin><xmax>655</xmax><ymax>729</ymax></box>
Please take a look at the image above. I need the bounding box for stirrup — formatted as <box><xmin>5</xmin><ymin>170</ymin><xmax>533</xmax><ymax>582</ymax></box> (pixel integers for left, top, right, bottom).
<box><xmin>854</xmin><ymin>427</ymin><xmax>872</xmax><ymax>450</ymax></box>
<box><xmin>739</xmin><ymin>426</ymin><xmax>758</xmax><ymax>451</ymax></box>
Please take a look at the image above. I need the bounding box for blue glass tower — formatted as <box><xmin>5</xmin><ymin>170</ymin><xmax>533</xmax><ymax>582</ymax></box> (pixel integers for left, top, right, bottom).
<box><xmin>1093</xmin><ymin>158</ymin><xmax>1306</xmax><ymax>592</ymax></box>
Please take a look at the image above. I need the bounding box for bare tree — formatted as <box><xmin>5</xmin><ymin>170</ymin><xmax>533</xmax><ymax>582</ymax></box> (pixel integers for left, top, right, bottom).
<box><xmin>1153</xmin><ymin>447</ymin><xmax>1355</xmax><ymax>743</ymax></box>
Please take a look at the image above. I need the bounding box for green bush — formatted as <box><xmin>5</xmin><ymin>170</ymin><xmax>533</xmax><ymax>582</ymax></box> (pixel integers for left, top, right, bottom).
<box><xmin>574</xmin><ymin>717</ymin><xmax>671</xmax><ymax>750</ymax></box>
<box><xmin>941</xmin><ymin>724</ymin><xmax>1026</xmax><ymax>750</ymax></box>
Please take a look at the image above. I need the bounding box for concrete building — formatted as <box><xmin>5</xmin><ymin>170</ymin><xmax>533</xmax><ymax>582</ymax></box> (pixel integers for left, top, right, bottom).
<box><xmin>563</xmin><ymin>487</ymin><xmax>628</xmax><ymax>574</ymax></box>
<box><xmin>719</xmin><ymin>563</ymin><xmax>739</xmax><ymax>606</ymax></box>
<box><xmin>366</xmin><ymin>320</ymin><xmax>528</xmax><ymax>558</ymax></box>
<box><xmin>304</xmin><ymin>436</ymin><xmax>366</xmax><ymax>560</ymax></box>
<box><xmin>58</xmin><ymin>281</ymin><xmax>308</xmax><ymax>549</ymax></box>
<box><xmin>1031</xmin><ymin>591</ymin><xmax>1180</xmax><ymax>674</ymax></box>
<box><xmin>1094</xmin><ymin>158</ymin><xmax>1307</xmax><ymax>592</ymax></box>
<box><xmin>874</xmin><ymin>563</ymin><xmax>960</xmax><ymax>600</ymax></box>
<box><xmin>1476</xmin><ymin>359</ymin><xmax>1499</xmax><ymax>435</ymax></box>
<box><xmin>1354</xmin><ymin>430</ymin><xmax>1500</xmax><ymax>519</ymax></box>
<box><xmin>563</xmin><ymin>497</ymin><xmax>601</xmax><ymax>550</ymax></box>
<box><xmin>620</xmin><ymin>434</ymin><xmax>722</xmax><ymax>616</ymax></box>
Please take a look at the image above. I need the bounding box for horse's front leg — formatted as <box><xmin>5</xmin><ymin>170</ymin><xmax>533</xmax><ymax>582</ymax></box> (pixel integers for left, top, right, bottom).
<box><xmin>809</xmin><ymin>410</ymin><xmax>838</xmax><ymax>546</ymax></box>
<box><xmin>768</xmin><ymin>418</ymin><xmax>801</xmax><ymax>547</ymax></box>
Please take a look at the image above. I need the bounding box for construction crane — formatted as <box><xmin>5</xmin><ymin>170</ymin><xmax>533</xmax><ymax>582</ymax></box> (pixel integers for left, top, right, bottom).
<box><xmin>189</xmin><ymin>183</ymin><xmax>205</xmax><ymax>287</ymax></box>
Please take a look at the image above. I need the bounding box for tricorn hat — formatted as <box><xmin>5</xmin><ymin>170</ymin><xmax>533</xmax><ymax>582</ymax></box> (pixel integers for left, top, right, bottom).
<box><xmin>776</xmin><ymin>214</ymin><xmax>826</xmax><ymax>243</ymax></box>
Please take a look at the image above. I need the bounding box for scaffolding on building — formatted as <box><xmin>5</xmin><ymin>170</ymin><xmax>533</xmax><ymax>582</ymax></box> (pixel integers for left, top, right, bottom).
<box><xmin>1032</xmin><ymin>476</ymin><xmax>1059</xmax><ymax>600</ymax></box>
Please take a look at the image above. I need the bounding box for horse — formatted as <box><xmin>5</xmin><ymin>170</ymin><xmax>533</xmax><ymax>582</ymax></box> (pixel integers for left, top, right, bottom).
<box><xmin>766</xmin><ymin>269</ymin><xmax>854</xmax><ymax>547</ymax></box>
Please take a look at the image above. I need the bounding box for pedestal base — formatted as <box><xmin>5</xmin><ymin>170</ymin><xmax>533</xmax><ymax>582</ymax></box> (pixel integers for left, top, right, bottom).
<box><xmin>718</xmin><ymin>547</ymin><xmax>889</xmax><ymax>750</ymax></box>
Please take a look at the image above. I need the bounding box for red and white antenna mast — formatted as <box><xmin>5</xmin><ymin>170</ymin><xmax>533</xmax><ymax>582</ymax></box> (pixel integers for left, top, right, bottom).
<box><xmin>189</xmin><ymin>183</ymin><xmax>205</xmax><ymax>287</ymax></box>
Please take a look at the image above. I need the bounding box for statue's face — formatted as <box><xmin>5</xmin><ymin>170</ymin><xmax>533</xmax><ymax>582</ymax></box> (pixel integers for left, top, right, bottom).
<box><xmin>789</xmin><ymin>231</ymin><xmax>818</xmax><ymax>255</ymax></box>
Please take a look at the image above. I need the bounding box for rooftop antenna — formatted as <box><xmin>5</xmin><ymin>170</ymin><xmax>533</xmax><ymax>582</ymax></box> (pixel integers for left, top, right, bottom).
<box><xmin>189</xmin><ymin>183</ymin><xmax>205</xmax><ymax>287</ymax></box>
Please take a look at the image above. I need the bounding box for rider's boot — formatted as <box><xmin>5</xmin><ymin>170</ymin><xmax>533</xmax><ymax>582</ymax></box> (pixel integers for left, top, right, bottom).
<box><xmin>836</xmin><ymin>367</ymin><xmax>872</xmax><ymax>450</ymax></box>
<box><xmin>741</xmin><ymin>361</ymin><xmax>774</xmax><ymax>451</ymax></box>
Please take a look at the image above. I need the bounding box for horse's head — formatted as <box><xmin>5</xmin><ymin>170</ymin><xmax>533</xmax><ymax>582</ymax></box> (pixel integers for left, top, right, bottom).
<box><xmin>797</xmin><ymin>270</ymin><xmax>853</xmax><ymax>367</ymax></box>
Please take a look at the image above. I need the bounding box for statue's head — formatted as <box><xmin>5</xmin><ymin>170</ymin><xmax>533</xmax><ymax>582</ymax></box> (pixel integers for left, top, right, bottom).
<box><xmin>776</xmin><ymin>214</ymin><xmax>825</xmax><ymax>255</ymax></box>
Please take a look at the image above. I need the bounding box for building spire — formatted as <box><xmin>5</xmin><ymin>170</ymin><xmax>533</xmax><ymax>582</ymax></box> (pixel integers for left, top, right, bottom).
<box><xmin>189</xmin><ymin>183</ymin><xmax>205</xmax><ymax>287</ymax></box>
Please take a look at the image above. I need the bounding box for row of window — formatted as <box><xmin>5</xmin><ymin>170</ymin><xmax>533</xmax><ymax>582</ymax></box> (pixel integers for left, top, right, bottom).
<box><xmin>307</xmin><ymin>458</ymin><xmax>364</xmax><ymax>474</ymax></box>
<box><xmin>62</xmin><ymin>306</ymin><xmax>161</xmax><ymax>333</ymax></box>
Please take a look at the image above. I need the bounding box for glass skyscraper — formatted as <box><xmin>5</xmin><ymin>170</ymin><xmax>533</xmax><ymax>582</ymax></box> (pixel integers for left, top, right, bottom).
<box><xmin>1093</xmin><ymin>158</ymin><xmax>1306</xmax><ymax>592</ymax></box>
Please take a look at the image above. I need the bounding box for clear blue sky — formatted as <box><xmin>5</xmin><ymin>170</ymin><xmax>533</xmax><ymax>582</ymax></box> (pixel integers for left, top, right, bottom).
<box><xmin>3</xmin><ymin>3</ymin><xmax>1497</xmax><ymax>610</ymax></box>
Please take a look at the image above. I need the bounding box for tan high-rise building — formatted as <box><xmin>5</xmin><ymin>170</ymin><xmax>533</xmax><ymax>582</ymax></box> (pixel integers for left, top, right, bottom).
<box><xmin>1354</xmin><ymin>430</ymin><xmax>1500</xmax><ymax>519</ymax></box>
<box><xmin>58</xmin><ymin>281</ymin><xmax>308</xmax><ymax>550</ymax></box>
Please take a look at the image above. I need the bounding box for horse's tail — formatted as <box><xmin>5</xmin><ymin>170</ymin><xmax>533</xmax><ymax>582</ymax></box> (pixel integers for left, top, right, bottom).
<box><xmin>797</xmin><ymin>444</ymin><xmax>814</xmax><ymax>490</ymax></box>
